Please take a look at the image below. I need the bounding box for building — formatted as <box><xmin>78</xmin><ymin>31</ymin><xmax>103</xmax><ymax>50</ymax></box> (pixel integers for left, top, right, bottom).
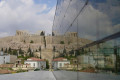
<box><xmin>52</xmin><ymin>0</ymin><xmax>120</xmax><ymax>74</ymax></box>
<box><xmin>12</xmin><ymin>64</ymin><xmax>31</xmax><ymax>70</ymax></box>
<box><xmin>77</xmin><ymin>54</ymin><xmax>106</xmax><ymax>68</ymax></box>
<box><xmin>52</xmin><ymin>57</ymin><xmax>70</xmax><ymax>70</ymax></box>
<box><xmin>0</xmin><ymin>64</ymin><xmax>14</xmax><ymax>69</ymax></box>
<box><xmin>0</xmin><ymin>51</ymin><xmax>17</xmax><ymax>64</ymax></box>
<box><xmin>12</xmin><ymin>59</ymin><xmax>32</xmax><ymax>70</ymax></box>
<box><xmin>24</xmin><ymin>57</ymin><xmax>46</xmax><ymax>70</ymax></box>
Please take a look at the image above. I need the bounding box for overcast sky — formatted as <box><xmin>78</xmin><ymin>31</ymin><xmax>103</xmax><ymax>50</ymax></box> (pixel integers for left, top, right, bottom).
<box><xmin>0</xmin><ymin>0</ymin><xmax>56</xmax><ymax>37</ymax></box>
<box><xmin>53</xmin><ymin>0</ymin><xmax>120</xmax><ymax>41</ymax></box>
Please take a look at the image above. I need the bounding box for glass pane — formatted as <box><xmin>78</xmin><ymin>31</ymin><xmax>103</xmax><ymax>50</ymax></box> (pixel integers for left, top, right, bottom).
<box><xmin>52</xmin><ymin>0</ymin><xmax>120</xmax><ymax>80</ymax></box>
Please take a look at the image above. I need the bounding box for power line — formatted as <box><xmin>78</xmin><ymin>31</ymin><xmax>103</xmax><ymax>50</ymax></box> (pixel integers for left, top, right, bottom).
<box><xmin>64</xmin><ymin>0</ymin><xmax>89</xmax><ymax>35</ymax></box>
<box><xmin>59</xmin><ymin>0</ymin><xmax>72</xmax><ymax>28</ymax></box>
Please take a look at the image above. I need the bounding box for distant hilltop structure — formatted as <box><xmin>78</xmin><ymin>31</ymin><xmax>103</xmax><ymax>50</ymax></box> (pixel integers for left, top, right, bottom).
<box><xmin>0</xmin><ymin>30</ymin><xmax>91</xmax><ymax>53</ymax></box>
<box><xmin>0</xmin><ymin>30</ymin><xmax>52</xmax><ymax>52</ymax></box>
<box><xmin>16</xmin><ymin>30</ymin><xmax>45</xmax><ymax>36</ymax></box>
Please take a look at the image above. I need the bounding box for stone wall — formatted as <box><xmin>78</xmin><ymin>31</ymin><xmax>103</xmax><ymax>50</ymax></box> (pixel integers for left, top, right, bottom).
<box><xmin>0</xmin><ymin>30</ymin><xmax>92</xmax><ymax>53</ymax></box>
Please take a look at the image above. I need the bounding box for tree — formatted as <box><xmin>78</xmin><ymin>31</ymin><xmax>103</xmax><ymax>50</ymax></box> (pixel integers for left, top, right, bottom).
<box><xmin>1</xmin><ymin>48</ymin><xmax>3</xmax><ymax>51</ymax></box>
<box><xmin>53</xmin><ymin>46</ymin><xmax>56</xmax><ymax>59</ymax></box>
<box><xmin>52</xmin><ymin>32</ymin><xmax>55</xmax><ymax>36</ymax></box>
<box><xmin>8</xmin><ymin>47</ymin><xmax>11</xmax><ymax>52</ymax></box>
<box><xmin>12</xmin><ymin>50</ymin><xmax>17</xmax><ymax>55</ymax></box>
<box><xmin>30</xmin><ymin>40</ymin><xmax>34</xmax><ymax>43</ymax></box>
<box><xmin>31</xmin><ymin>52</ymin><xmax>34</xmax><ymax>57</ymax></box>
<box><xmin>40</xmin><ymin>31</ymin><xmax>45</xmax><ymax>36</ymax></box>
<box><xmin>44</xmin><ymin>36</ymin><xmax>46</xmax><ymax>48</ymax></box>
<box><xmin>60</xmin><ymin>41</ymin><xmax>64</xmax><ymax>44</ymax></box>
<box><xmin>39</xmin><ymin>46</ymin><xmax>41</xmax><ymax>59</ymax></box>
<box><xmin>46</xmin><ymin>60</ymin><xmax>49</xmax><ymax>69</ymax></box>
<box><xmin>75</xmin><ymin>50</ymin><xmax>80</xmax><ymax>56</ymax></box>
<box><xmin>63</xmin><ymin>47</ymin><xmax>66</xmax><ymax>56</ymax></box>
<box><xmin>8</xmin><ymin>47</ymin><xmax>12</xmax><ymax>54</ymax></box>
<box><xmin>24</xmin><ymin>40</ymin><xmax>26</xmax><ymax>43</ymax></box>
<box><xmin>40</xmin><ymin>31</ymin><xmax>46</xmax><ymax>48</ymax></box>
<box><xmin>36</xmin><ymin>49</ymin><xmax>38</xmax><ymax>52</ymax></box>
<box><xmin>79</xmin><ymin>48</ymin><xmax>85</xmax><ymax>55</ymax></box>
<box><xmin>28</xmin><ymin>47</ymin><xmax>31</xmax><ymax>52</ymax></box>
<box><xmin>19</xmin><ymin>48</ymin><xmax>24</xmax><ymax>55</ymax></box>
<box><xmin>28</xmin><ymin>47</ymin><xmax>33</xmax><ymax>57</ymax></box>
<box><xmin>39</xmin><ymin>46</ymin><xmax>41</xmax><ymax>51</ymax></box>
<box><xmin>5</xmin><ymin>48</ymin><xmax>7</xmax><ymax>53</ymax></box>
<box><xmin>69</xmin><ymin>49</ymin><xmax>74</xmax><ymax>56</ymax></box>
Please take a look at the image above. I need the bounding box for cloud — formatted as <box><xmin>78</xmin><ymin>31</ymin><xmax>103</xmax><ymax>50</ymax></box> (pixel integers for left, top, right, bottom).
<box><xmin>0</xmin><ymin>32</ymin><xmax>10</xmax><ymax>37</ymax></box>
<box><xmin>77</xmin><ymin>4</ymin><xmax>113</xmax><ymax>40</ymax></box>
<box><xmin>0</xmin><ymin>0</ymin><xmax>56</xmax><ymax>37</ymax></box>
<box><xmin>53</xmin><ymin>0</ymin><xmax>120</xmax><ymax>41</ymax></box>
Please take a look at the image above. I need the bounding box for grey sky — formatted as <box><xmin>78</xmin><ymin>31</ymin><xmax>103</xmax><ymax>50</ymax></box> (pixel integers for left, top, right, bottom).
<box><xmin>0</xmin><ymin>0</ymin><xmax>56</xmax><ymax>37</ymax></box>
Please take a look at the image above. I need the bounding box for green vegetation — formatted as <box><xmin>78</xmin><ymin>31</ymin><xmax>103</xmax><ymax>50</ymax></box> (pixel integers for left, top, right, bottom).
<box><xmin>64</xmin><ymin>56</ymin><xmax>76</xmax><ymax>60</ymax></box>
<box><xmin>24</xmin><ymin>40</ymin><xmax>26</xmax><ymax>43</ymax></box>
<box><xmin>8</xmin><ymin>47</ymin><xmax>11</xmax><ymax>53</ymax></box>
<box><xmin>39</xmin><ymin>46</ymin><xmax>41</xmax><ymax>59</ymax></box>
<box><xmin>5</xmin><ymin>48</ymin><xmax>7</xmax><ymax>53</ymax></box>
<box><xmin>18</xmin><ymin>55</ymin><xmax>30</xmax><ymax>60</ymax></box>
<box><xmin>18</xmin><ymin>56</ymin><xmax>30</xmax><ymax>64</ymax></box>
<box><xmin>28</xmin><ymin>47</ymin><xmax>34</xmax><ymax>57</ymax></box>
<box><xmin>39</xmin><ymin>46</ymin><xmax>41</xmax><ymax>51</ymax></box>
<box><xmin>36</xmin><ymin>49</ymin><xmax>38</xmax><ymax>52</ymax></box>
<box><xmin>60</xmin><ymin>41</ymin><xmax>64</xmax><ymax>44</ymax></box>
<box><xmin>19</xmin><ymin>48</ymin><xmax>24</xmax><ymax>56</ymax></box>
<box><xmin>46</xmin><ymin>60</ymin><xmax>49</xmax><ymax>69</ymax></box>
<box><xmin>30</xmin><ymin>40</ymin><xmax>34</xmax><ymax>43</ymax></box>
<box><xmin>3</xmin><ymin>47</ymin><xmax>18</xmax><ymax>56</ymax></box>
<box><xmin>34</xmin><ymin>68</ymin><xmax>40</xmax><ymax>71</ymax></box>
<box><xmin>52</xmin><ymin>32</ymin><xmax>55</xmax><ymax>36</ymax></box>
<box><xmin>44</xmin><ymin>36</ymin><xmax>46</xmax><ymax>48</ymax></box>
<box><xmin>16</xmin><ymin>69</ymin><xmax>28</xmax><ymax>73</ymax></box>
<box><xmin>1</xmin><ymin>48</ymin><xmax>3</xmax><ymax>51</ymax></box>
<box><xmin>40</xmin><ymin>31</ymin><xmax>45</xmax><ymax>36</ymax></box>
<box><xmin>12</xmin><ymin>50</ymin><xmax>17</xmax><ymax>55</ymax></box>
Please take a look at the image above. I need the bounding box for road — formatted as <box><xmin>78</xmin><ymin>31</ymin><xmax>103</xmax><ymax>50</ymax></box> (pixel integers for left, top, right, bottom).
<box><xmin>0</xmin><ymin>71</ymin><xmax>120</xmax><ymax>80</ymax></box>
<box><xmin>53</xmin><ymin>71</ymin><xmax>120</xmax><ymax>80</ymax></box>
<box><xmin>0</xmin><ymin>71</ymin><xmax>56</xmax><ymax>80</ymax></box>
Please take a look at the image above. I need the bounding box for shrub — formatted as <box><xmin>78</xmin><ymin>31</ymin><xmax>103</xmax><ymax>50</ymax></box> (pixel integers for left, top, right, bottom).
<box><xmin>60</xmin><ymin>41</ymin><xmax>64</xmax><ymax>44</ymax></box>
<box><xmin>46</xmin><ymin>60</ymin><xmax>49</xmax><ymax>69</ymax></box>
<box><xmin>30</xmin><ymin>40</ymin><xmax>34</xmax><ymax>43</ymax></box>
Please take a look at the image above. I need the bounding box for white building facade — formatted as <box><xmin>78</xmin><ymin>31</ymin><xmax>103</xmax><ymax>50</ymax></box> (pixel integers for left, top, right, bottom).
<box><xmin>78</xmin><ymin>54</ymin><xmax>105</xmax><ymax>68</ymax></box>
<box><xmin>52</xmin><ymin>58</ymin><xmax>70</xmax><ymax>70</ymax></box>
<box><xmin>0</xmin><ymin>51</ymin><xmax>17</xmax><ymax>64</ymax></box>
<box><xmin>24</xmin><ymin>57</ymin><xmax>46</xmax><ymax>70</ymax></box>
<box><xmin>0</xmin><ymin>54</ymin><xmax>10</xmax><ymax>64</ymax></box>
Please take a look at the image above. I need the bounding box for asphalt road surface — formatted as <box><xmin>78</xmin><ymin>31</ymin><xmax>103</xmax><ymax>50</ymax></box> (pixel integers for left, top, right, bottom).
<box><xmin>0</xmin><ymin>71</ymin><xmax>56</xmax><ymax>80</ymax></box>
<box><xmin>53</xmin><ymin>71</ymin><xmax>120</xmax><ymax>80</ymax></box>
<box><xmin>0</xmin><ymin>71</ymin><xmax>120</xmax><ymax>80</ymax></box>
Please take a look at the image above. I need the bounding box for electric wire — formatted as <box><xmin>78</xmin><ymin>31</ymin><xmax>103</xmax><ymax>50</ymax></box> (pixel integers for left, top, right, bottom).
<box><xmin>64</xmin><ymin>0</ymin><xmax>89</xmax><ymax>35</ymax></box>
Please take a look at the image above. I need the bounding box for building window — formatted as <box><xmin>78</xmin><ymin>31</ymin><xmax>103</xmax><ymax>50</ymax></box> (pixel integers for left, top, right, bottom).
<box><xmin>4</xmin><ymin>60</ymin><xmax>5</xmax><ymax>64</ymax></box>
<box><xmin>33</xmin><ymin>63</ymin><xmax>35</xmax><ymax>67</ymax></box>
<box><xmin>59</xmin><ymin>63</ymin><xmax>62</xmax><ymax>67</ymax></box>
